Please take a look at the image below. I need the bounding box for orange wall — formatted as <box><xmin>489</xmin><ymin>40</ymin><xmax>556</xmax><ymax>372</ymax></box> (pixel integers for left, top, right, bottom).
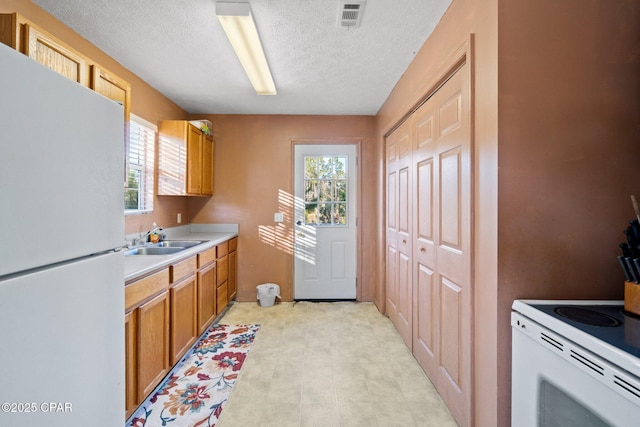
<box><xmin>186</xmin><ymin>114</ymin><xmax>377</xmax><ymax>302</ymax></box>
<box><xmin>0</xmin><ymin>0</ymin><xmax>190</xmax><ymax>237</ymax></box>
<box><xmin>497</xmin><ymin>0</ymin><xmax>640</xmax><ymax>425</ymax></box>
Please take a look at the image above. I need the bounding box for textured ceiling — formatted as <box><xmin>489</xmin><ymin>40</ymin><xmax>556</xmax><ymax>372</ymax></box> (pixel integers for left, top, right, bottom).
<box><xmin>33</xmin><ymin>0</ymin><xmax>452</xmax><ymax>115</ymax></box>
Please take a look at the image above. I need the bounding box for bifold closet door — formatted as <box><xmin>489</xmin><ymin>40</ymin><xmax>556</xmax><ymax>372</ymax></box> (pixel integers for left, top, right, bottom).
<box><xmin>385</xmin><ymin>120</ymin><xmax>413</xmax><ymax>347</ymax></box>
<box><xmin>412</xmin><ymin>64</ymin><xmax>472</xmax><ymax>427</ymax></box>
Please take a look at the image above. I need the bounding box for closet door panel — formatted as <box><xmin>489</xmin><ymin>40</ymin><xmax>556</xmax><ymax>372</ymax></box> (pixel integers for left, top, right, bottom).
<box><xmin>385</xmin><ymin>121</ymin><xmax>412</xmax><ymax>349</ymax></box>
<box><xmin>432</xmin><ymin>67</ymin><xmax>472</xmax><ymax>427</ymax></box>
<box><xmin>395</xmin><ymin>132</ymin><xmax>413</xmax><ymax>347</ymax></box>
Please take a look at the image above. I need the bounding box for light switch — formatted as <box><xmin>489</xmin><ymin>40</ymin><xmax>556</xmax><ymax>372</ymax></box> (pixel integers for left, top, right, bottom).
<box><xmin>274</xmin><ymin>212</ymin><xmax>284</xmax><ymax>223</ymax></box>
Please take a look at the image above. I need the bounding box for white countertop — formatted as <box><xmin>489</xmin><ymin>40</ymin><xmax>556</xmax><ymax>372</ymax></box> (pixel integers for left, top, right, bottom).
<box><xmin>124</xmin><ymin>224</ymin><xmax>238</xmax><ymax>282</ymax></box>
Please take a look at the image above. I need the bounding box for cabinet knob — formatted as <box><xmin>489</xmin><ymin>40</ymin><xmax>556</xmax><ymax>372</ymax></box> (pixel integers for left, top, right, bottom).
<box><xmin>420</xmin><ymin>247</ymin><xmax>426</xmax><ymax>252</ymax></box>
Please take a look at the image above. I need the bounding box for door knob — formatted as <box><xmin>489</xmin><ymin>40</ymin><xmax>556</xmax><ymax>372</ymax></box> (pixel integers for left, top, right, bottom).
<box><xmin>296</xmin><ymin>220</ymin><xmax>302</xmax><ymax>226</ymax></box>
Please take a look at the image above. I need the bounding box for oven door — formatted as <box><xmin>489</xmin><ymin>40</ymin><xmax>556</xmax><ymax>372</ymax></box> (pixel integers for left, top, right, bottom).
<box><xmin>512</xmin><ymin>312</ymin><xmax>640</xmax><ymax>427</ymax></box>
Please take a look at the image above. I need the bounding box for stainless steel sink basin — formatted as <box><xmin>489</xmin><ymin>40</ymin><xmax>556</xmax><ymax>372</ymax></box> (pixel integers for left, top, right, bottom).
<box><xmin>125</xmin><ymin>247</ymin><xmax>186</xmax><ymax>256</ymax></box>
<box><xmin>125</xmin><ymin>240</ymin><xmax>207</xmax><ymax>256</ymax></box>
<box><xmin>153</xmin><ymin>240</ymin><xmax>205</xmax><ymax>248</ymax></box>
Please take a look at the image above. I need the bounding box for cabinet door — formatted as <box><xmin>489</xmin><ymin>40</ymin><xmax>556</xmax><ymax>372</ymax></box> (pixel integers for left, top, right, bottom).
<box><xmin>0</xmin><ymin>13</ymin><xmax>20</xmax><ymax>50</ymax></box>
<box><xmin>228</xmin><ymin>249</ymin><xmax>237</xmax><ymax>300</ymax></box>
<box><xmin>23</xmin><ymin>23</ymin><xmax>89</xmax><ymax>86</ymax></box>
<box><xmin>169</xmin><ymin>274</ymin><xmax>198</xmax><ymax>365</ymax></box>
<box><xmin>158</xmin><ymin>121</ymin><xmax>188</xmax><ymax>196</ymax></box>
<box><xmin>90</xmin><ymin>64</ymin><xmax>130</xmax><ymax>107</ymax></box>
<box><xmin>197</xmin><ymin>262</ymin><xmax>217</xmax><ymax>334</ymax></box>
<box><xmin>90</xmin><ymin>64</ymin><xmax>131</xmax><ymax>182</ymax></box>
<box><xmin>124</xmin><ymin>310</ymin><xmax>137</xmax><ymax>418</ymax></box>
<box><xmin>137</xmin><ymin>290</ymin><xmax>169</xmax><ymax>401</ymax></box>
<box><xmin>201</xmin><ymin>136</ymin><xmax>214</xmax><ymax>195</ymax></box>
<box><xmin>186</xmin><ymin>124</ymin><xmax>203</xmax><ymax>195</ymax></box>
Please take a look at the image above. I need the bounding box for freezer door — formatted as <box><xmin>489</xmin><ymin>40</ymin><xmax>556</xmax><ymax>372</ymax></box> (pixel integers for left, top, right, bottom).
<box><xmin>0</xmin><ymin>252</ymin><xmax>124</xmax><ymax>427</ymax></box>
<box><xmin>0</xmin><ymin>44</ymin><xmax>124</xmax><ymax>276</ymax></box>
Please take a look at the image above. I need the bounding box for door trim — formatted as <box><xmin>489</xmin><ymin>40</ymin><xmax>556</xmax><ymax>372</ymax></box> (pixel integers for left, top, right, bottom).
<box><xmin>291</xmin><ymin>138</ymin><xmax>362</xmax><ymax>301</ymax></box>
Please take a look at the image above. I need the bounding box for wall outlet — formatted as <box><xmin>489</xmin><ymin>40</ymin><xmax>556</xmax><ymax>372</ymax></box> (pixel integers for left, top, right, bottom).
<box><xmin>274</xmin><ymin>212</ymin><xmax>284</xmax><ymax>223</ymax></box>
<box><xmin>177</xmin><ymin>213</ymin><xmax>182</xmax><ymax>224</ymax></box>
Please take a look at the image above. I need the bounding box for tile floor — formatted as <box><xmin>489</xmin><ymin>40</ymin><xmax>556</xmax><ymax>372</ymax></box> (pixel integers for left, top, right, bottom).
<box><xmin>217</xmin><ymin>301</ymin><xmax>458</xmax><ymax>427</ymax></box>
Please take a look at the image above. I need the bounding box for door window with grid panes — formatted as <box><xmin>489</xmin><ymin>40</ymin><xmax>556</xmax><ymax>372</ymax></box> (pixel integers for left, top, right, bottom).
<box><xmin>304</xmin><ymin>156</ymin><xmax>348</xmax><ymax>226</ymax></box>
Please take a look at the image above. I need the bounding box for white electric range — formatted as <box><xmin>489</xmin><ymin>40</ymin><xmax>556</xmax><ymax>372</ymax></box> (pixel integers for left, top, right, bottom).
<box><xmin>512</xmin><ymin>300</ymin><xmax>640</xmax><ymax>427</ymax></box>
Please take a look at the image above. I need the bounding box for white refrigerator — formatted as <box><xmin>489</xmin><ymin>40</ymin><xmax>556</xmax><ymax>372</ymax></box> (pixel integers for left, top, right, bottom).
<box><xmin>0</xmin><ymin>43</ymin><xmax>125</xmax><ymax>426</ymax></box>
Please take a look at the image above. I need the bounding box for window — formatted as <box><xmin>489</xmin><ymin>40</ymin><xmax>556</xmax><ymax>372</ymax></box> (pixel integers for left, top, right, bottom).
<box><xmin>125</xmin><ymin>114</ymin><xmax>156</xmax><ymax>214</ymax></box>
<box><xmin>303</xmin><ymin>155</ymin><xmax>348</xmax><ymax>226</ymax></box>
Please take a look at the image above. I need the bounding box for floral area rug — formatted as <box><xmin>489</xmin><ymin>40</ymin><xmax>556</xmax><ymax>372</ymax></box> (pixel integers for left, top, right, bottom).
<box><xmin>127</xmin><ymin>323</ymin><xmax>260</xmax><ymax>427</ymax></box>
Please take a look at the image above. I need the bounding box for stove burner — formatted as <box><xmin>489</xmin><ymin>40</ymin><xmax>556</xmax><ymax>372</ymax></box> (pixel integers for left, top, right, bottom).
<box><xmin>554</xmin><ymin>306</ymin><xmax>621</xmax><ymax>327</ymax></box>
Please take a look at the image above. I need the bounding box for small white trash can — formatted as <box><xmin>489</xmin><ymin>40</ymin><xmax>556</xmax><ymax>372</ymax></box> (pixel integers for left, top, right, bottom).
<box><xmin>256</xmin><ymin>283</ymin><xmax>281</xmax><ymax>307</ymax></box>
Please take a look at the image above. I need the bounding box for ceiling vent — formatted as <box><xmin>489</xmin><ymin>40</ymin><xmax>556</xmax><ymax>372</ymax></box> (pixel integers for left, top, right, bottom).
<box><xmin>337</xmin><ymin>1</ymin><xmax>366</xmax><ymax>28</ymax></box>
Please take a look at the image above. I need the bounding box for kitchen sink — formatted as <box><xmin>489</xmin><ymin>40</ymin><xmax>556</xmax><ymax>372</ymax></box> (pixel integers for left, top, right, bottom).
<box><xmin>125</xmin><ymin>240</ymin><xmax>207</xmax><ymax>256</ymax></box>
<box><xmin>125</xmin><ymin>247</ymin><xmax>186</xmax><ymax>256</ymax></box>
<box><xmin>152</xmin><ymin>240</ymin><xmax>206</xmax><ymax>248</ymax></box>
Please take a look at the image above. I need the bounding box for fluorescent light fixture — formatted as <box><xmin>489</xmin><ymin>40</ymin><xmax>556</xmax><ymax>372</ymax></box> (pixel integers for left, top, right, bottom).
<box><xmin>216</xmin><ymin>1</ymin><xmax>277</xmax><ymax>95</ymax></box>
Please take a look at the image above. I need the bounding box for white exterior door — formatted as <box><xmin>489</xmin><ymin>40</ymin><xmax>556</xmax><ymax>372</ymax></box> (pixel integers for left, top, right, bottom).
<box><xmin>294</xmin><ymin>144</ymin><xmax>357</xmax><ymax>300</ymax></box>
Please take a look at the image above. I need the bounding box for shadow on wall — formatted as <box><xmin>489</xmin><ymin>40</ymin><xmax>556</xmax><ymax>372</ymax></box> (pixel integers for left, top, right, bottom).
<box><xmin>258</xmin><ymin>189</ymin><xmax>295</xmax><ymax>255</ymax></box>
<box><xmin>257</xmin><ymin>189</ymin><xmax>320</xmax><ymax>267</ymax></box>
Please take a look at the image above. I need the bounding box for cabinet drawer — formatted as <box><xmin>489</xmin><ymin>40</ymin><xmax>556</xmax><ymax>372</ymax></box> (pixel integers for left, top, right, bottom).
<box><xmin>217</xmin><ymin>241</ymin><xmax>229</xmax><ymax>258</ymax></box>
<box><xmin>171</xmin><ymin>256</ymin><xmax>197</xmax><ymax>283</ymax></box>
<box><xmin>198</xmin><ymin>246</ymin><xmax>217</xmax><ymax>268</ymax></box>
<box><xmin>217</xmin><ymin>254</ymin><xmax>228</xmax><ymax>286</ymax></box>
<box><xmin>229</xmin><ymin>237</ymin><xmax>237</xmax><ymax>252</ymax></box>
<box><xmin>216</xmin><ymin>282</ymin><xmax>228</xmax><ymax>314</ymax></box>
<box><xmin>125</xmin><ymin>269</ymin><xmax>169</xmax><ymax>311</ymax></box>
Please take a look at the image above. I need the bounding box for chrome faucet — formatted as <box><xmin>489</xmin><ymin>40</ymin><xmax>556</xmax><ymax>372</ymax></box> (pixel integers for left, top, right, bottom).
<box><xmin>132</xmin><ymin>223</ymin><xmax>164</xmax><ymax>246</ymax></box>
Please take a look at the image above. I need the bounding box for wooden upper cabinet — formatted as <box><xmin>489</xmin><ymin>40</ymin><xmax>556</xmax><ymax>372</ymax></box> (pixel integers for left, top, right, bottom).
<box><xmin>0</xmin><ymin>14</ymin><xmax>89</xmax><ymax>85</ymax></box>
<box><xmin>201</xmin><ymin>134</ymin><xmax>215</xmax><ymax>196</ymax></box>
<box><xmin>158</xmin><ymin>120</ymin><xmax>215</xmax><ymax>196</ymax></box>
<box><xmin>24</xmin><ymin>24</ymin><xmax>89</xmax><ymax>86</ymax></box>
<box><xmin>0</xmin><ymin>13</ymin><xmax>130</xmax><ymax>136</ymax></box>
<box><xmin>186</xmin><ymin>124</ymin><xmax>203</xmax><ymax>194</ymax></box>
<box><xmin>91</xmin><ymin>64</ymin><xmax>131</xmax><ymax>117</ymax></box>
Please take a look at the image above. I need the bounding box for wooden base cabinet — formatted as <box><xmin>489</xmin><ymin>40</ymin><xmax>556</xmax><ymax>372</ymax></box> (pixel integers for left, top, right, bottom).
<box><xmin>169</xmin><ymin>257</ymin><xmax>198</xmax><ymax>365</ymax></box>
<box><xmin>228</xmin><ymin>237</ymin><xmax>238</xmax><ymax>300</ymax></box>
<box><xmin>124</xmin><ymin>311</ymin><xmax>137</xmax><ymax>419</ymax></box>
<box><xmin>124</xmin><ymin>268</ymin><xmax>170</xmax><ymax>417</ymax></box>
<box><xmin>169</xmin><ymin>274</ymin><xmax>197</xmax><ymax>366</ymax></box>
<box><xmin>216</xmin><ymin>241</ymin><xmax>229</xmax><ymax>314</ymax></box>
<box><xmin>124</xmin><ymin>237</ymin><xmax>237</xmax><ymax>419</ymax></box>
<box><xmin>197</xmin><ymin>246</ymin><xmax>217</xmax><ymax>334</ymax></box>
<box><xmin>136</xmin><ymin>290</ymin><xmax>170</xmax><ymax>400</ymax></box>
